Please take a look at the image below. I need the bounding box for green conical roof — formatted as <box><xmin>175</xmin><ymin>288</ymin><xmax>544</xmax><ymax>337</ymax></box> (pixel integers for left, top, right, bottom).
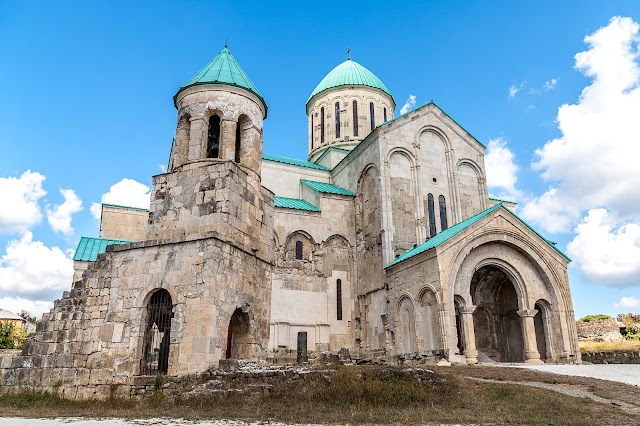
<box><xmin>307</xmin><ymin>59</ymin><xmax>394</xmax><ymax>106</ymax></box>
<box><xmin>175</xmin><ymin>47</ymin><xmax>267</xmax><ymax>117</ymax></box>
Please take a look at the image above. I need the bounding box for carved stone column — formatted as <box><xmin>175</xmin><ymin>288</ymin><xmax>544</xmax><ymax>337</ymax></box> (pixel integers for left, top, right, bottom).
<box><xmin>518</xmin><ymin>309</ymin><xmax>544</xmax><ymax>364</ymax></box>
<box><xmin>188</xmin><ymin>117</ymin><xmax>208</xmax><ymax>161</ymax></box>
<box><xmin>461</xmin><ymin>305</ymin><xmax>478</xmax><ymax>364</ymax></box>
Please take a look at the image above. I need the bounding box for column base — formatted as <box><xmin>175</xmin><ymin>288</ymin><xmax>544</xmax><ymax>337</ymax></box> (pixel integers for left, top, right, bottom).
<box><xmin>525</xmin><ymin>358</ymin><xmax>544</xmax><ymax>365</ymax></box>
<box><xmin>464</xmin><ymin>350</ymin><xmax>478</xmax><ymax>365</ymax></box>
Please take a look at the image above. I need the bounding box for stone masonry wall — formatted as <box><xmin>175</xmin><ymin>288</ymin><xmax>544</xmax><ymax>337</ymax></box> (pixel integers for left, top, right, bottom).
<box><xmin>0</xmin><ymin>233</ymin><xmax>272</xmax><ymax>399</ymax></box>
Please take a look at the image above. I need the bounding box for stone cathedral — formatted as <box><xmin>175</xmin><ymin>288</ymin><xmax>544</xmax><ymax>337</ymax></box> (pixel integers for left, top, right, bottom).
<box><xmin>0</xmin><ymin>47</ymin><xmax>581</xmax><ymax>398</ymax></box>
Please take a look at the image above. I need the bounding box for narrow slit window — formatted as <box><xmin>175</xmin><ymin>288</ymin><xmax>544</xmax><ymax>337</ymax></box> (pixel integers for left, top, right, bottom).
<box><xmin>369</xmin><ymin>102</ymin><xmax>375</xmax><ymax>131</ymax></box>
<box><xmin>234</xmin><ymin>121</ymin><xmax>241</xmax><ymax>163</ymax></box>
<box><xmin>352</xmin><ymin>101</ymin><xmax>359</xmax><ymax>137</ymax></box>
<box><xmin>335</xmin><ymin>102</ymin><xmax>341</xmax><ymax>139</ymax></box>
<box><xmin>427</xmin><ymin>193</ymin><xmax>437</xmax><ymax>237</ymax></box>
<box><xmin>336</xmin><ymin>279</ymin><xmax>343</xmax><ymax>321</ymax></box>
<box><xmin>439</xmin><ymin>195</ymin><xmax>448</xmax><ymax>231</ymax></box>
<box><xmin>311</xmin><ymin>115</ymin><xmax>314</xmax><ymax>149</ymax></box>
<box><xmin>383</xmin><ymin>107</ymin><xmax>387</xmax><ymax>122</ymax></box>
<box><xmin>207</xmin><ymin>115</ymin><xmax>221</xmax><ymax>158</ymax></box>
<box><xmin>295</xmin><ymin>241</ymin><xmax>303</xmax><ymax>260</ymax></box>
<box><xmin>320</xmin><ymin>107</ymin><xmax>325</xmax><ymax>144</ymax></box>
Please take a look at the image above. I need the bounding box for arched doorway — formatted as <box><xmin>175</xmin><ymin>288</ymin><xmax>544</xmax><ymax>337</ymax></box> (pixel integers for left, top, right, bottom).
<box><xmin>226</xmin><ymin>308</ymin><xmax>251</xmax><ymax>359</ymax></box>
<box><xmin>471</xmin><ymin>265</ymin><xmax>524</xmax><ymax>362</ymax></box>
<box><xmin>141</xmin><ymin>289</ymin><xmax>173</xmax><ymax>375</ymax></box>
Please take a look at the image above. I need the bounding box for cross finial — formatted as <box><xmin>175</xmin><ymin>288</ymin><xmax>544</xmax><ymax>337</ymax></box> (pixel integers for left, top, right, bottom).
<box><xmin>346</xmin><ymin>47</ymin><xmax>351</xmax><ymax>60</ymax></box>
<box><xmin>225</xmin><ymin>36</ymin><xmax>228</xmax><ymax>48</ymax></box>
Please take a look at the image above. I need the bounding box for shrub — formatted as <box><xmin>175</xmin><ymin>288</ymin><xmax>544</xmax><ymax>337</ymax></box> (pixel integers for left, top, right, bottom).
<box><xmin>0</xmin><ymin>322</ymin><xmax>29</xmax><ymax>349</ymax></box>
<box><xmin>579</xmin><ymin>314</ymin><xmax>611</xmax><ymax>322</ymax></box>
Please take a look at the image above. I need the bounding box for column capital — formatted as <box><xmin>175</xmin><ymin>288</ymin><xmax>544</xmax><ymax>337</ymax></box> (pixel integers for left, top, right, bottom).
<box><xmin>460</xmin><ymin>305</ymin><xmax>477</xmax><ymax>315</ymax></box>
<box><xmin>189</xmin><ymin>116</ymin><xmax>207</xmax><ymax>123</ymax></box>
<box><xmin>517</xmin><ymin>309</ymin><xmax>539</xmax><ymax>318</ymax></box>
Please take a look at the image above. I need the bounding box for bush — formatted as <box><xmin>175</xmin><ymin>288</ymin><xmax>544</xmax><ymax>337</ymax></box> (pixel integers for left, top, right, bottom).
<box><xmin>579</xmin><ymin>314</ymin><xmax>611</xmax><ymax>322</ymax></box>
<box><xmin>0</xmin><ymin>322</ymin><xmax>29</xmax><ymax>349</ymax></box>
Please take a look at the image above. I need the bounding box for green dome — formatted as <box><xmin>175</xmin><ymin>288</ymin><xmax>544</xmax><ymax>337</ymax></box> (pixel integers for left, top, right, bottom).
<box><xmin>307</xmin><ymin>59</ymin><xmax>393</xmax><ymax>105</ymax></box>
<box><xmin>175</xmin><ymin>47</ymin><xmax>267</xmax><ymax>117</ymax></box>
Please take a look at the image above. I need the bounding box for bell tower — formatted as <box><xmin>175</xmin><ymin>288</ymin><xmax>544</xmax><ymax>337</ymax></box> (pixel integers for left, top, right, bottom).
<box><xmin>168</xmin><ymin>46</ymin><xmax>268</xmax><ymax>181</ymax></box>
<box><xmin>149</xmin><ymin>47</ymin><xmax>274</xmax><ymax>257</ymax></box>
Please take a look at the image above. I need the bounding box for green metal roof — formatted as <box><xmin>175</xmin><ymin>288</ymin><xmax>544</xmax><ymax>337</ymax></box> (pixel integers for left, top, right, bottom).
<box><xmin>274</xmin><ymin>196</ymin><xmax>321</xmax><ymax>212</ymax></box>
<box><xmin>489</xmin><ymin>195</ymin><xmax>518</xmax><ymax>204</ymax></box>
<box><xmin>73</xmin><ymin>237</ymin><xmax>131</xmax><ymax>262</ymax></box>
<box><xmin>386</xmin><ymin>203</ymin><xmax>570</xmax><ymax>269</ymax></box>
<box><xmin>102</xmin><ymin>203</ymin><xmax>149</xmax><ymax>211</ymax></box>
<box><xmin>301</xmin><ymin>180</ymin><xmax>355</xmax><ymax>196</ymax></box>
<box><xmin>263</xmin><ymin>153</ymin><xmax>330</xmax><ymax>171</ymax></box>
<box><xmin>175</xmin><ymin>47</ymin><xmax>268</xmax><ymax>117</ymax></box>
<box><xmin>307</xmin><ymin>59</ymin><xmax>394</xmax><ymax>105</ymax></box>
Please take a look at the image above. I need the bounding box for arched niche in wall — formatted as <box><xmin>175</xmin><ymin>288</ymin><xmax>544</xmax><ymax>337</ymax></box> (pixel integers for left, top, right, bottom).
<box><xmin>456</xmin><ymin>160</ymin><xmax>484</xmax><ymax>219</ymax></box>
<box><xmin>387</xmin><ymin>149</ymin><xmax>417</xmax><ymax>257</ymax></box>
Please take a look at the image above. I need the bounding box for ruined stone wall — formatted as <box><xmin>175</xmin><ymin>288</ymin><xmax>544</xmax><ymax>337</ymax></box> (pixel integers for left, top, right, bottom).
<box><xmin>576</xmin><ymin>318</ymin><xmax>624</xmax><ymax>342</ymax></box>
<box><xmin>99</xmin><ymin>205</ymin><xmax>148</xmax><ymax>241</ymax></box>
<box><xmin>0</xmin><ymin>233</ymin><xmax>272</xmax><ymax>399</ymax></box>
<box><xmin>147</xmin><ymin>161</ymin><xmax>274</xmax><ymax>261</ymax></box>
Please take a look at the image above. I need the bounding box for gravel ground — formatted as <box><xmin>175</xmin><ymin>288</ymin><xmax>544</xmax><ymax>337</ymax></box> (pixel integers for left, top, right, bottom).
<box><xmin>511</xmin><ymin>363</ymin><xmax>640</xmax><ymax>387</ymax></box>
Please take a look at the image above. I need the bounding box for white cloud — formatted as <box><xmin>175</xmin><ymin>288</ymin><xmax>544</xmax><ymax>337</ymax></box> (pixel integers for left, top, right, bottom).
<box><xmin>509</xmin><ymin>81</ymin><xmax>526</xmax><ymax>99</ymax></box>
<box><xmin>567</xmin><ymin>209</ymin><xmax>640</xmax><ymax>287</ymax></box>
<box><xmin>615</xmin><ymin>296</ymin><xmax>640</xmax><ymax>309</ymax></box>
<box><xmin>522</xmin><ymin>16</ymin><xmax>640</xmax><ymax>235</ymax></box>
<box><xmin>0</xmin><ymin>231</ymin><xmax>74</xmax><ymax>302</ymax></box>
<box><xmin>485</xmin><ymin>138</ymin><xmax>522</xmax><ymax>200</ymax></box>
<box><xmin>158</xmin><ymin>164</ymin><xmax>168</xmax><ymax>173</ymax></box>
<box><xmin>400</xmin><ymin>95</ymin><xmax>417</xmax><ymax>115</ymax></box>
<box><xmin>544</xmin><ymin>78</ymin><xmax>558</xmax><ymax>90</ymax></box>
<box><xmin>0</xmin><ymin>171</ymin><xmax>46</xmax><ymax>233</ymax></box>
<box><xmin>0</xmin><ymin>296</ymin><xmax>53</xmax><ymax>319</ymax></box>
<box><xmin>90</xmin><ymin>178</ymin><xmax>151</xmax><ymax>220</ymax></box>
<box><xmin>46</xmin><ymin>189</ymin><xmax>83</xmax><ymax>235</ymax></box>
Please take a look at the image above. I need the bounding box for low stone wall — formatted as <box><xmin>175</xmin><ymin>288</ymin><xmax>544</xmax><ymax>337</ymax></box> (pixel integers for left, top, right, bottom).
<box><xmin>581</xmin><ymin>351</ymin><xmax>640</xmax><ymax>364</ymax></box>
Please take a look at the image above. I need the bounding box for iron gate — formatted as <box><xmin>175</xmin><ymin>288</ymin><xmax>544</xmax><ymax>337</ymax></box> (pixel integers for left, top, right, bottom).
<box><xmin>141</xmin><ymin>289</ymin><xmax>173</xmax><ymax>375</ymax></box>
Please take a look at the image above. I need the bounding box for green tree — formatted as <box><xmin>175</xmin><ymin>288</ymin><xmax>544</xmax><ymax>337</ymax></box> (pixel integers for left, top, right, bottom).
<box><xmin>17</xmin><ymin>310</ymin><xmax>36</xmax><ymax>324</ymax></box>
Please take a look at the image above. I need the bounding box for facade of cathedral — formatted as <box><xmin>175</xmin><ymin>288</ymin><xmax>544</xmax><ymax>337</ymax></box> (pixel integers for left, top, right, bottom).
<box><xmin>0</xmin><ymin>47</ymin><xmax>580</xmax><ymax>398</ymax></box>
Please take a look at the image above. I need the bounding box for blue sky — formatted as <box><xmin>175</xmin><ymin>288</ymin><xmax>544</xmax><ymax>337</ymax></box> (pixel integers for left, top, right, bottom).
<box><xmin>1</xmin><ymin>1</ymin><xmax>639</xmax><ymax>318</ymax></box>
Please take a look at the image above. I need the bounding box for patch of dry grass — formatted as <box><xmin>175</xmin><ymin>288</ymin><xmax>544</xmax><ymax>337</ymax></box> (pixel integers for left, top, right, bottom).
<box><xmin>0</xmin><ymin>365</ymin><xmax>637</xmax><ymax>425</ymax></box>
<box><xmin>579</xmin><ymin>339</ymin><xmax>640</xmax><ymax>353</ymax></box>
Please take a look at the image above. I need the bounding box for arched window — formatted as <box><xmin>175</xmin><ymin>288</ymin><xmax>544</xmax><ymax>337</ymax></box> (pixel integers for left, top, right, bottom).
<box><xmin>320</xmin><ymin>107</ymin><xmax>325</xmax><ymax>144</ymax></box>
<box><xmin>335</xmin><ymin>102</ymin><xmax>341</xmax><ymax>139</ymax></box>
<box><xmin>311</xmin><ymin>115</ymin><xmax>314</xmax><ymax>149</ymax></box>
<box><xmin>352</xmin><ymin>101</ymin><xmax>359</xmax><ymax>137</ymax></box>
<box><xmin>141</xmin><ymin>289</ymin><xmax>173</xmax><ymax>375</ymax></box>
<box><xmin>207</xmin><ymin>115</ymin><xmax>221</xmax><ymax>158</ymax></box>
<box><xmin>336</xmin><ymin>279</ymin><xmax>343</xmax><ymax>321</ymax></box>
<box><xmin>439</xmin><ymin>195</ymin><xmax>448</xmax><ymax>231</ymax></box>
<box><xmin>234</xmin><ymin>121</ymin><xmax>241</xmax><ymax>163</ymax></box>
<box><xmin>295</xmin><ymin>240</ymin><xmax>303</xmax><ymax>260</ymax></box>
<box><xmin>369</xmin><ymin>102</ymin><xmax>375</xmax><ymax>131</ymax></box>
<box><xmin>383</xmin><ymin>107</ymin><xmax>387</xmax><ymax>122</ymax></box>
<box><xmin>427</xmin><ymin>193</ymin><xmax>437</xmax><ymax>237</ymax></box>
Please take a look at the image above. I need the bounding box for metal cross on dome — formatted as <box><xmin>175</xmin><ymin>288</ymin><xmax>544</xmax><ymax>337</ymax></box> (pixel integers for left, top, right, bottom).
<box><xmin>346</xmin><ymin>47</ymin><xmax>351</xmax><ymax>60</ymax></box>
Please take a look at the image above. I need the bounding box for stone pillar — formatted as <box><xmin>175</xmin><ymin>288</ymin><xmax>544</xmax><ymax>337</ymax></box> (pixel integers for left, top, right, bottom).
<box><xmin>242</xmin><ymin>126</ymin><xmax>262</xmax><ymax>179</ymax></box>
<box><xmin>188</xmin><ymin>117</ymin><xmax>208</xmax><ymax>161</ymax></box>
<box><xmin>518</xmin><ymin>309</ymin><xmax>544</xmax><ymax>364</ymax></box>
<box><xmin>297</xmin><ymin>332</ymin><xmax>308</xmax><ymax>364</ymax></box>
<box><xmin>461</xmin><ymin>305</ymin><xmax>478</xmax><ymax>364</ymax></box>
<box><xmin>220</xmin><ymin>119</ymin><xmax>237</xmax><ymax>162</ymax></box>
